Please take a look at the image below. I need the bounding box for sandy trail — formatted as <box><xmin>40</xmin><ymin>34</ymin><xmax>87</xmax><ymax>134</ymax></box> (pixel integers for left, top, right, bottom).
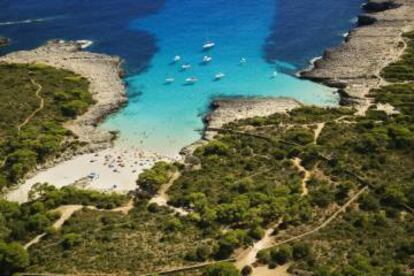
<box><xmin>292</xmin><ymin>158</ymin><xmax>310</xmax><ymax>197</ymax></box>
<box><xmin>252</xmin><ymin>264</ymin><xmax>290</xmax><ymax>276</ymax></box>
<box><xmin>235</xmin><ymin>227</ymin><xmax>276</xmax><ymax>270</ymax></box>
<box><xmin>264</xmin><ymin>186</ymin><xmax>368</xmax><ymax>250</ymax></box>
<box><xmin>24</xmin><ymin>200</ymin><xmax>135</xmax><ymax>249</ymax></box>
<box><xmin>313</xmin><ymin>122</ymin><xmax>325</xmax><ymax>144</ymax></box>
<box><xmin>149</xmin><ymin>171</ymin><xmax>188</xmax><ymax>215</ymax></box>
<box><xmin>17</xmin><ymin>78</ymin><xmax>44</xmax><ymax>131</ymax></box>
<box><xmin>234</xmin><ymin>158</ymin><xmax>312</xmax><ymax>271</ymax></box>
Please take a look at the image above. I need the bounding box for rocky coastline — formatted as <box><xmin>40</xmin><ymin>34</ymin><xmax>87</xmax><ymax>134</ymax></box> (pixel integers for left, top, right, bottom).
<box><xmin>200</xmin><ymin>0</ymin><xmax>414</xmax><ymax>152</ymax></box>
<box><xmin>180</xmin><ymin>97</ymin><xmax>301</xmax><ymax>157</ymax></box>
<box><xmin>204</xmin><ymin>97</ymin><xmax>301</xmax><ymax>140</ymax></box>
<box><xmin>0</xmin><ymin>40</ymin><xmax>127</xmax><ymax>150</ymax></box>
<box><xmin>300</xmin><ymin>0</ymin><xmax>414</xmax><ymax>109</ymax></box>
<box><xmin>0</xmin><ymin>40</ymin><xmax>128</xmax><ymax>187</ymax></box>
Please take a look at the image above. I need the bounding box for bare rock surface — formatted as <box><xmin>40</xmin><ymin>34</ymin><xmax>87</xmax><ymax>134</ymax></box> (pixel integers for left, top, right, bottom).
<box><xmin>0</xmin><ymin>40</ymin><xmax>127</xmax><ymax>151</ymax></box>
<box><xmin>204</xmin><ymin>97</ymin><xmax>301</xmax><ymax>140</ymax></box>
<box><xmin>301</xmin><ymin>0</ymin><xmax>414</xmax><ymax>107</ymax></box>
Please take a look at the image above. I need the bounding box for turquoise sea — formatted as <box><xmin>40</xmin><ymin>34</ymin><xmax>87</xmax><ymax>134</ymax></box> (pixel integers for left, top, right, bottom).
<box><xmin>0</xmin><ymin>0</ymin><xmax>364</xmax><ymax>156</ymax></box>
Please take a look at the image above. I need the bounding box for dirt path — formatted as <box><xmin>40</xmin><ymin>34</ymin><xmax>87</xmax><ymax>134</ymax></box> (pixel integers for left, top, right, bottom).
<box><xmin>263</xmin><ymin>186</ymin><xmax>368</xmax><ymax>250</ymax></box>
<box><xmin>1</xmin><ymin>78</ymin><xmax>43</xmax><ymax>168</ymax></box>
<box><xmin>292</xmin><ymin>158</ymin><xmax>310</xmax><ymax>196</ymax></box>
<box><xmin>149</xmin><ymin>171</ymin><xmax>188</xmax><ymax>215</ymax></box>
<box><xmin>235</xmin><ymin>228</ymin><xmax>275</xmax><ymax>270</ymax></box>
<box><xmin>17</xmin><ymin>78</ymin><xmax>44</xmax><ymax>131</ymax></box>
<box><xmin>234</xmin><ymin>158</ymin><xmax>312</xmax><ymax>270</ymax></box>
<box><xmin>314</xmin><ymin>122</ymin><xmax>325</xmax><ymax>144</ymax></box>
<box><xmin>24</xmin><ymin>200</ymin><xmax>134</xmax><ymax>249</ymax></box>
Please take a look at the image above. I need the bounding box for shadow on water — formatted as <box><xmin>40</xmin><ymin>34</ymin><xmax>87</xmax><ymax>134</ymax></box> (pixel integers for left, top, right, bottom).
<box><xmin>0</xmin><ymin>0</ymin><xmax>166</xmax><ymax>75</ymax></box>
<box><xmin>262</xmin><ymin>0</ymin><xmax>364</xmax><ymax>71</ymax></box>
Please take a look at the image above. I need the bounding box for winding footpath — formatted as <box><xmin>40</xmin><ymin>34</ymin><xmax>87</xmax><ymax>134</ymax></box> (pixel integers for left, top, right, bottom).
<box><xmin>149</xmin><ymin>171</ymin><xmax>188</xmax><ymax>215</ymax></box>
<box><xmin>292</xmin><ymin>158</ymin><xmax>310</xmax><ymax>197</ymax></box>
<box><xmin>17</xmin><ymin>78</ymin><xmax>44</xmax><ymax>131</ymax></box>
<box><xmin>263</xmin><ymin>186</ymin><xmax>368</xmax><ymax>250</ymax></box>
<box><xmin>24</xmin><ymin>199</ymin><xmax>134</xmax><ymax>249</ymax></box>
<box><xmin>1</xmin><ymin>78</ymin><xmax>44</xmax><ymax>169</ymax></box>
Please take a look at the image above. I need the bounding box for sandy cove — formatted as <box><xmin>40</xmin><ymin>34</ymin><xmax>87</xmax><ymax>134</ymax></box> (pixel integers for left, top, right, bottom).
<box><xmin>6</xmin><ymin>146</ymin><xmax>170</xmax><ymax>204</ymax></box>
<box><xmin>1</xmin><ymin>40</ymin><xmax>174</xmax><ymax>203</ymax></box>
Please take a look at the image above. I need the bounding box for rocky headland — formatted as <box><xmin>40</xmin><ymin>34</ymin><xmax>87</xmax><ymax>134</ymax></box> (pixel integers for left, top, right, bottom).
<box><xmin>200</xmin><ymin>0</ymin><xmax>414</xmax><ymax>155</ymax></box>
<box><xmin>300</xmin><ymin>0</ymin><xmax>414</xmax><ymax>110</ymax></box>
<box><xmin>0</xmin><ymin>40</ymin><xmax>127</xmax><ymax>150</ymax></box>
<box><xmin>204</xmin><ymin>97</ymin><xmax>301</xmax><ymax>140</ymax></box>
<box><xmin>180</xmin><ymin>98</ymin><xmax>301</xmax><ymax>157</ymax></box>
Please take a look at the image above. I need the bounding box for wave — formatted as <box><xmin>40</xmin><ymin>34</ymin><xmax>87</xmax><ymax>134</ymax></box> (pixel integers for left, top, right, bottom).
<box><xmin>0</xmin><ymin>17</ymin><xmax>52</xmax><ymax>26</ymax></box>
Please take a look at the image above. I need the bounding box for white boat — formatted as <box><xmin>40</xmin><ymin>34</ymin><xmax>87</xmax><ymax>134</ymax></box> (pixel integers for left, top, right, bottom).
<box><xmin>272</xmin><ymin>71</ymin><xmax>278</xmax><ymax>78</ymax></box>
<box><xmin>173</xmin><ymin>55</ymin><xmax>181</xmax><ymax>63</ymax></box>
<box><xmin>165</xmin><ymin>77</ymin><xmax>175</xmax><ymax>84</ymax></box>
<box><xmin>181</xmin><ymin>63</ymin><xmax>191</xmax><ymax>70</ymax></box>
<box><xmin>240</xmin><ymin>57</ymin><xmax>247</xmax><ymax>64</ymax></box>
<box><xmin>215</xmin><ymin>72</ymin><xmax>225</xmax><ymax>80</ymax></box>
<box><xmin>203</xmin><ymin>55</ymin><xmax>213</xmax><ymax>63</ymax></box>
<box><xmin>77</xmin><ymin>40</ymin><xmax>94</xmax><ymax>49</ymax></box>
<box><xmin>185</xmin><ymin>77</ymin><xmax>198</xmax><ymax>84</ymax></box>
<box><xmin>203</xmin><ymin>41</ymin><xmax>215</xmax><ymax>50</ymax></box>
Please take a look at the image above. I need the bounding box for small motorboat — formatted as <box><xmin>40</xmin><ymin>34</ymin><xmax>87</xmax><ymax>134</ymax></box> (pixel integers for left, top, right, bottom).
<box><xmin>203</xmin><ymin>55</ymin><xmax>213</xmax><ymax>63</ymax></box>
<box><xmin>271</xmin><ymin>71</ymin><xmax>278</xmax><ymax>78</ymax></box>
<box><xmin>164</xmin><ymin>77</ymin><xmax>175</xmax><ymax>84</ymax></box>
<box><xmin>215</xmin><ymin>72</ymin><xmax>225</xmax><ymax>80</ymax></box>
<box><xmin>185</xmin><ymin>77</ymin><xmax>198</xmax><ymax>84</ymax></box>
<box><xmin>203</xmin><ymin>41</ymin><xmax>215</xmax><ymax>50</ymax></box>
<box><xmin>240</xmin><ymin>57</ymin><xmax>247</xmax><ymax>65</ymax></box>
<box><xmin>181</xmin><ymin>63</ymin><xmax>191</xmax><ymax>70</ymax></box>
<box><xmin>173</xmin><ymin>55</ymin><xmax>181</xmax><ymax>62</ymax></box>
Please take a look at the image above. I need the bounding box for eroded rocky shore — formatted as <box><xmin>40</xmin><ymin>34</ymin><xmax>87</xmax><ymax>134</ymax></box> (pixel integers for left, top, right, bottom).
<box><xmin>0</xmin><ymin>40</ymin><xmax>127</xmax><ymax>151</ymax></box>
<box><xmin>204</xmin><ymin>98</ymin><xmax>301</xmax><ymax>139</ymax></box>
<box><xmin>205</xmin><ymin>0</ymin><xmax>414</xmax><ymax>134</ymax></box>
<box><xmin>301</xmin><ymin>0</ymin><xmax>414</xmax><ymax>110</ymax></box>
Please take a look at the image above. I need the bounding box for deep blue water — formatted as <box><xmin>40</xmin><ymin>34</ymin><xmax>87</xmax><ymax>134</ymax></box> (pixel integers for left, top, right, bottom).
<box><xmin>0</xmin><ymin>0</ymin><xmax>363</xmax><ymax>156</ymax></box>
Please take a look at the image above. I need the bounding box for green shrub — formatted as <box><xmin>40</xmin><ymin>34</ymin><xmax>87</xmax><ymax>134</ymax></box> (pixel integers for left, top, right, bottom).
<box><xmin>203</xmin><ymin>262</ymin><xmax>239</xmax><ymax>276</ymax></box>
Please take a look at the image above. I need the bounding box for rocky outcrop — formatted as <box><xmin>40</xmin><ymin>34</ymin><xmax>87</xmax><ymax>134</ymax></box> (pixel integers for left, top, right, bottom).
<box><xmin>357</xmin><ymin>14</ymin><xmax>377</xmax><ymax>26</ymax></box>
<box><xmin>300</xmin><ymin>0</ymin><xmax>414</xmax><ymax>108</ymax></box>
<box><xmin>363</xmin><ymin>0</ymin><xmax>401</xmax><ymax>13</ymax></box>
<box><xmin>0</xmin><ymin>40</ymin><xmax>127</xmax><ymax>151</ymax></box>
<box><xmin>204</xmin><ymin>97</ymin><xmax>301</xmax><ymax>140</ymax></box>
<box><xmin>0</xmin><ymin>36</ymin><xmax>9</xmax><ymax>47</ymax></box>
<box><xmin>180</xmin><ymin>97</ymin><xmax>301</xmax><ymax>157</ymax></box>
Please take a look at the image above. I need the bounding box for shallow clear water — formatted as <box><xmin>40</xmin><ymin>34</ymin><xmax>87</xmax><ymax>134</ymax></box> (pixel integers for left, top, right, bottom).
<box><xmin>0</xmin><ymin>0</ymin><xmax>364</xmax><ymax>156</ymax></box>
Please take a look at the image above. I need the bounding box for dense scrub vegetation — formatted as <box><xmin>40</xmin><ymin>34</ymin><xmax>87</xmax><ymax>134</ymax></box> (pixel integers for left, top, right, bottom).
<box><xmin>0</xmin><ymin>63</ymin><xmax>93</xmax><ymax>189</ymax></box>
<box><xmin>2</xmin><ymin>31</ymin><xmax>414</xmax><ymax>275</ymax></box>
<box><xmin>26</xmin><ymin>38</ymin><xmax>414</xmax><ymax>273</ymax></box>
<box><xmin>0</xmin><ymin>185</ymin><xmax>126</xmax><ymax>274</ymax></box>
<box><xmin>28</xmin><ymin>201</ymin><xmax>210</xmax><ymax>274</ymax></box>
<box><xmin>381</xmin><ymin>31</ymin><xmax>414</xmax><ymax>82</ymax></box>
<box><xmin>136</xmin><ymin>161</ymin><xmax>176</xmax><ymax>196</ymax></box>
<box><xmin>253</xmin><ymin>32</ymin><xmax>414</xmax><ymax>275</ymax></box>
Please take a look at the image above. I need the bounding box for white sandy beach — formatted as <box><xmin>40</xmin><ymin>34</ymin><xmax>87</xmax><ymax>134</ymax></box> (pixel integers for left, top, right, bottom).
<box><xmin>6</xmin><ymin>146</ymin><xmax>174</xmax><ymax>203</ymax></box>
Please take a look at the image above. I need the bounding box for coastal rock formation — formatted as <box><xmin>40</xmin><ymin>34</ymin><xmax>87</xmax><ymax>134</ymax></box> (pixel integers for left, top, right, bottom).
<box><xmin>0</xmin><ymin>40</ymin><xmax>127</xmax><ymax>151</ymax></box>
<box><xmin>180</xmin><ymin>97</ymin><xmax>301</xmax><ymax>157</ymax></box>
<box><xmin>204</xmin><ymin>97</ymin><xmax>301</xmax><ymax>140</ymax></box>
<box><xmin>0</xmin><ymin>36</ymin><xmax>9</xmax><ymax>47</ymax></box>
<box><xmin>363</xmin><ymin>0</ymin><xmax>401</xmax><ymax>13</ymax></box>
<box><xmin>301</xmin><ymin>0</ymin><xmax>414</xmax><ymax>108</ymax></box>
